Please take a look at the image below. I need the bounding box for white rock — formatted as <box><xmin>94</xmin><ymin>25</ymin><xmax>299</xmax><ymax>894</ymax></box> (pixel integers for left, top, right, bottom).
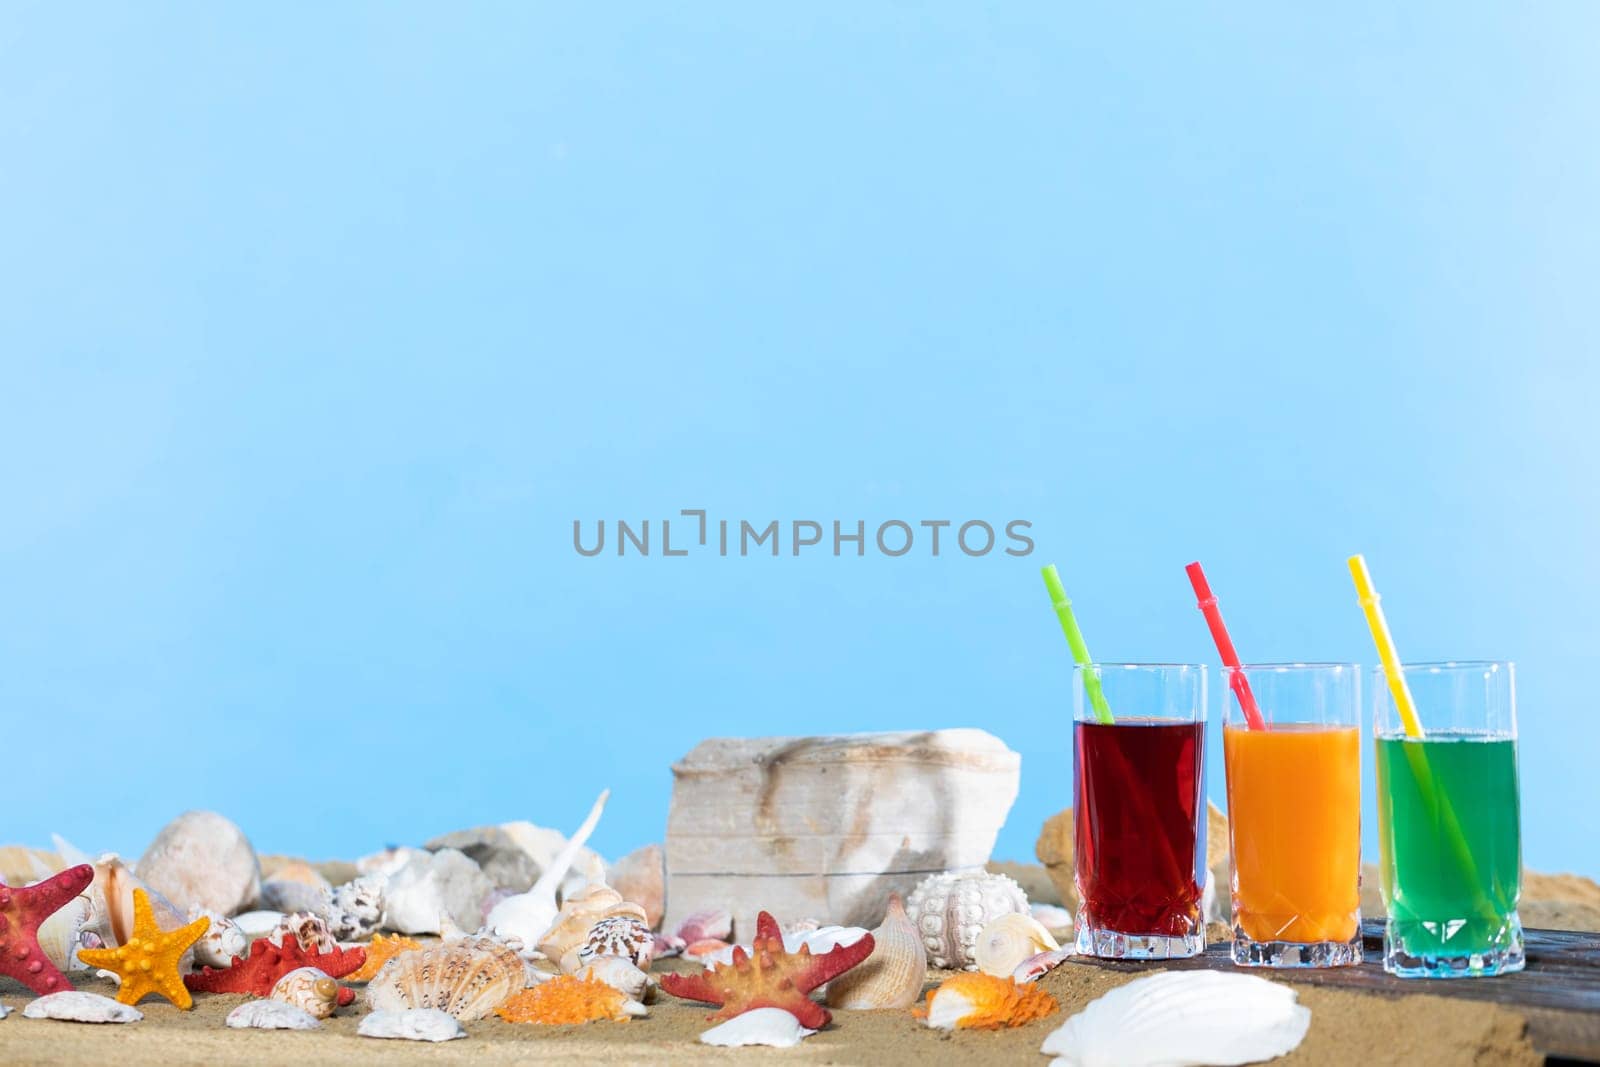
<box><xmin>225</xmin><ymin>1000</ymin><xmax>322</xmax><ymax>1031</ymax></box>
<box><xmin>664</xmin><ymin>730</ymin><xmax>1020</xmax><ymax>934</ymax></box>
<box><xmin>359</xmin><ymin>1008</ymin><xmax>467</xmax><ymax>1042</ymax></box>
<box><xmin>22</xmin><ymin>992</ymin><xmax>142</xmax><ymax>1024</ymax></box>
<box><xmin>700</xmin><ymin>1007</ymin><xmax>816</xmax><ymax>1047</ymax></box>
<box><xmin>135</xmin><ymin>811</ymin><xmax>261</xmax><ymax>916</ymax></box>
<box><xmin>381</xmin><ymin>848</ymin><xmax>494</xmax><ymax>935</ymax></box>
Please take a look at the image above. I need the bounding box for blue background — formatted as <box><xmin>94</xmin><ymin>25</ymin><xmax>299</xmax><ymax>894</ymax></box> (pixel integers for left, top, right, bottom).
<box><xmin>4</xmin><ymin>4</ymin><xmax>1597</xmax><ymax>876</ymax></box>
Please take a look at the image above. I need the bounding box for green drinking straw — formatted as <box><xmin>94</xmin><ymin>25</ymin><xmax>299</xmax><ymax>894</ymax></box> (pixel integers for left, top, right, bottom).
<box><xmin>1041</xmin><ymin>564</ymin><xmax>1114</xmax><ymax>724</ymax></box>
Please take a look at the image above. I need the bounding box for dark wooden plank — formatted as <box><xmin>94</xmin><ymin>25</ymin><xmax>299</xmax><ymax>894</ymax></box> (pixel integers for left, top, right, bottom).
<box><xmin>1067</xmin><ymin>921</ymin><xmax>1600</xmax><ymax>1062</ymax></box>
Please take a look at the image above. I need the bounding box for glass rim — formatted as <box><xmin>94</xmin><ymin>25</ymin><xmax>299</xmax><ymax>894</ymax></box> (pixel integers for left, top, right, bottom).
<box><xmin>1370</xmin><ymin>659</ymin><xmax>1513</xmax><ymax>672</ymax></box>
<box><xmin>1073</xmin><ymin>661</ymin><xmax>1207</xmax><ymax>670</ymax></box>
<box><xmin>1227</xmin><ymin>661</ymin><xmax>1359</xmax><ymax>671</ymax></box>
<box><xmin>1373</xmin><ymin>726</ymin><xmax>1516</xmax><ymax>740</ymax></box>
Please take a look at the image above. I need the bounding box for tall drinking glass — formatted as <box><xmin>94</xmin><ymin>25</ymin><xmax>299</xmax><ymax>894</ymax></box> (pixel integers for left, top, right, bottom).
<box><xmin>1222</xmin><ymin>663</ymin><xmax>1363</xmax><ymax>968</ymax></box>
<box><xmin>1073</xmin><ymin>663</ymin><xmax>1207</xmax><ymax>959</ymax></box>
<box><xmin>1374</xmin><ymin>661</ymin><xmax>1523</xmax><ymax>978</ymax></box>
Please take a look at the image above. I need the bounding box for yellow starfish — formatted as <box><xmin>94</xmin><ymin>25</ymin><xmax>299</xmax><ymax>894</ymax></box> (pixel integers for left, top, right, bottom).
<box><xmin>77</xmin><ymin>889</ymin><xmax>209</xmax><ymax>1009</ymax></box>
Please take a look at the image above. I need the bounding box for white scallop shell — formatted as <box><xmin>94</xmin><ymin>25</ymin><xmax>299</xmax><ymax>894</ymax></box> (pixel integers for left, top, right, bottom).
<box><xmin>905</xmin><ymin>871</ymin><xmax>1030</xmax><ymax>970</ymax></box>
<box><xmin>1040</xmin><ymin>971</ymin><xmax>1311</xmax><ymax>1067</ymax></box>
<box><xmin>270</xmin><ymin>967</ymin><xmax>342</xmax><ymax>1020</ymax></box>
<box><xmin>973</xmin><ymin>913</ymin><xmax>1060</xmax><ymax>978</ymax></box>
<box><xmin>700</xmin><ymin>1007</ymin><xmax>816</xmax><ymax>1047</ymax></box>
<box><xmin>365</xmin><ymin>936</ymin><xmax>527</xmax><ymax>1021</ymax></box>
<box><xmin>226</xmin><ymin>1000</ymin><xmax>322</xmax><ymax>1030</ymax></box>
<box><xmin>359</xmin><ymin>1008</ymin><xmax>467</xmax><ymax>1042</ymax></box>
<box><xmin>22</xmin><ymin>992</ymin><xmax>142</xmax><ymax>1024</ymax></box>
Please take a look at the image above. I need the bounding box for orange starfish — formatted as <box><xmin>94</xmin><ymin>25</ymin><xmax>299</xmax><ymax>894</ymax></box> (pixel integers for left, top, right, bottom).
<box><xmin>345</xmin><ymin>933</ymin><xmax>422</xmax><ymax>982</ymax></box>
<box><xmin>77</xmin><ymin>889</ymin><xmax>209</xmax><ymax>1009</ymax></box>
<box><xmin>495</xmin><ymin>975</ymin><xmax>646</xmax><ymax>1024</ymax></box>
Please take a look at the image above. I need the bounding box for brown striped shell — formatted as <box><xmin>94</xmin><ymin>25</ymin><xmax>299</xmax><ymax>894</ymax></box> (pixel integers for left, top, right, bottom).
<box><xmin>364</xmin><ymin>937</ymin><xmax>527</xmax><ymax>1021</ymax></box>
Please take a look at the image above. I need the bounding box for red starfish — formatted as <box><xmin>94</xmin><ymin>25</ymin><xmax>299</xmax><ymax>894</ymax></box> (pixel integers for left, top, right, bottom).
<box><xmin>0</xmin><ymin>864</ymin><xmax>94</xmax><ymax>996</ymax></box>
<box><xmin>183</xmin><ymin>935</ymin><xmax>366</xmax><ymax>997</ymax></box>
<box><xmin>660</xmin><ymin>910</ymin><xmax>875</xmax><ymax>1029</ymax></box>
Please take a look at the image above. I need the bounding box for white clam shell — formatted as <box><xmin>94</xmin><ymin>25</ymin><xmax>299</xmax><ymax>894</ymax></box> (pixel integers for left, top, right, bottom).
<box><xmin>0</xmin><ymin>1004</ymin><xmax>11</xmax><ymax>1020</ymax></box>
<box><xmin>827</xmin><ymin>893</ymin><xmax>927</xmax><ymax>1010</ymax></box>
<box><xmin>1040</xmin><ymin>971</ymin><xmax>1311</xmax><ymax>1067</ymax></box>
<box><xmin>359</xmin><ymin>1008</ymin><xmax>468</xmax><ymax>1042</ymax></box>
<box><xmin>973</xmin><ymin>913</ymin><xmax>1060</xmax><ymax>978</ymax></box>
<box><xmin>22</xmin><ymin>992</ymin><xmax>142</xmax><ymax>1024</ymax></box>
<box><xmin>700</xmin><ymin>1007</ymin><xmax>816</xmax><ymax>1048</ymax></box>
<box><xmin>226</xmin><ymin>1000</ymin><xmax>323</xmax><ymax>1031</ymax></box>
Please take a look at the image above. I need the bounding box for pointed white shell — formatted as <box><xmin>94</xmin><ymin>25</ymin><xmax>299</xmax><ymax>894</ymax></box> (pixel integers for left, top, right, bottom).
<box><xmin>700</xmin><ymin>1007</ymin><xmax>816</xmax><ymax>1047</ymax></box>
<box><xmin>359</xmin><ymin>1008</ymin><xmax>467</xmax><ymax>1042</ymax></box>
<box><xmin>22</xmin><ymin>992</ymin><xmax>142</xmax><ymax>1024</ymax></box>
<box><xmin>485</xmin><ymin>789</ymin><xmax>609</xmax><ymax>952</ymax></box>
<box><xmin>827</xmin><ymin>893</ymin><xmax>927</xmax><ymax>1010</ymax></box>
<box><xmin>974</xmin><ymin>914</ymin><xmax>1060</xmax><ymax>978</ymax></box>
<box><xmin>226</xmin><ymin>1000</ymin><xmax>322</xmax><ymax>1030</ymax></box>
<box><xmin>1040</xmin><ymin>971</ymin><xmax>1311</xmax><ymax>1067</ymax></box>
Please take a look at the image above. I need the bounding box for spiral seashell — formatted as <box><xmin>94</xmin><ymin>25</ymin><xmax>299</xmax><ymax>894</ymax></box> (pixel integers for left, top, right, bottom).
<box><xmin>328</xmin><ymin>876</ymin><xmax>386</xmax><ymax>941</ymax></box>
<box><xmin>973</xmin><ymin>913</ymin><xmax>1060</xmax><ymax>978</ymax></box>
<box><xmin>536</xmin><ymin>884</ymin><xmax>648</xmax><ymax>964</ymax></box>
<box><xmin>190</xmin><ymin>909</ymin><xmax>249</xmax><ymax>969</ymax></box>
<box><xmin>826</xmin><ymin>893</ymin><xmax>927</xmax><ymax>1010</ymax></box>
<box><xmin>573</xmin><ymin>956</ymin><xmax>657</xmax><ymax>1003</ymax></box>
<box><xmin>270</xmin><ymin>912</ymin><xmax>340</xmax><ymax>953</ymax></box>
<box><xmin>568</xmin><ymin>915</ymin><xmax>653</xmax><ymax>972</ymax></box>
<box><xmin>905</xmin><ymin>871</ymin><xmax>1030</xmax><ymax>970</ymax></box>
<box><xmin>270</xmin><ymin>967</ymin><xmax>342</xmax><ymax>1020</ymax></box>
<box><xmin>365</xmin><ymin>936</ymin><xmax>528</xmax><ymax>1021</ymax></box>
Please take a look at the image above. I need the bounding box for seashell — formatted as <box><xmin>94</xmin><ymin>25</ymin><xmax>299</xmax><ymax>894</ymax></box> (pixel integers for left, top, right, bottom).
<box><xmin>572</xmin><ymin>914</ymin><xmax>654</xmax><ymax>970</ymax></box>
<box><xmin>359</xmin><ymin>1007</ymin><xmax>467</xmax><ymax>1042</ymax></box>
<box><xmin>1031</xmin><ymin>903</ymin><xmax>1074</xmax><ymax>938</ymax></box>
<box><xmin>494</xmin><ymin>974</ymin><xmax>647</xmax><ymax>1024</ymax></box>
<box><xmin>365</xmin><ymin>936</ymin><xmax>527</xmax><ymax>1021</ymax></box>
<box><xmin>683</xmin><ymin>938</ymin><xmax>731</xmax><ymax>962</ymax></box>
<box><xmin>380</xmin><ymin>848</ymin><xmax>493</xmax><ymax>937</ymax></box>
<box><xmin>675</xmin><ymin>907</ymin><xmax>732</xmax><ymax>944</ymax></box>
<box><xmin>974</xmin><ymin>914</ymin><xmax>1061</xmax><ymax>978</ymax></box>
<box><xmin>536</xmin><ymin>883</ymin><xmax>648</xmax><ymax>964</ymax></box>
<box><xmin>485</xmin><ymin>790</ymin><xmax>609</xmax><ymax>954</ymax></box>
<box><xmin>328</xmin><ymin>875</ymin><xmax>386</xmax><ymax>941</ymax></box>
<box><xmin>651</xmin><ymin>933</ymin><xmax>686</xmax><ymax>959</ymax></box>
<box><xmin>345</xmin><ymin>933</ymin><xmax>423</xmax><ymax>983</ymax></box>
<box><xmin>233</xmin><ymin>910</ymin><xmax>286</xmax><ymax>939</ymax></box>
<box><xmin>36</xmin><ymin>893</ymin><xmax>94</xmax><ymax>972</ymax></box>
<box><xmin>271</xmin><ymin>966</ymin><xmax>343</xmax><ymax>1020</ymax></box>
<box><xmin>0</xmin><ymin>1004</ymin><xmax>9</xmax><ymax>1019</ymax></box>
<box><xmin>81</xmin><ymin>854</ymin><xmax>185</xmax><ymax>949</ymax></box>
<box><xmin>270</xmin><ymin>912</ymin><xmax>339</xmax><ymax>953</ymax></box>
<box><xmin>574</xmin><ymin>956</ymin><xmax>657</xmax><ymax>1003</ymax></box>
<box><xmin>1014</xmin><ymin>949</ymin><xmax>1073</xmax><ymax>984</ymax></box>
<box><xmin>190</xmin><ymin>908</ymin><xmax>249</xmax><ymax>969</ymax></box>
<box><xmin>22</xmin><ymin>991</ymin><xmax>143</xmax><ymax>1024</ymax></box>
<box><xmin>700</xmin><ymin>1006</ymin><xmax>816</xmax><ymax>1047</ymax></box>
<box><xmin>134</xmin><ymin>810</ymin><xmax>261</xmax><ymax>917</ymax></box>
<box><xmin>1040</xmin><ymin>971</ymin><xmax>1311</xmax><ymax>1067</ymax></box>
<box><xmin>827</xmin><ymin>893</ymin><xmax>927</xmax><ymax>1010</ymax></box>
<box><xmin>226</xmin><ymin>1000</ymin><xmax>322</xmax><ymax>1030</ymax></box>
<box><xmin>920</xmin><ymin>973</ymin><xmax>1058</xmax><ymax>1030</ymax></box>
<box><xmin>905</xmin><ymin>870</ymin><xmax>1030</xmax><ymax>970</ymax></box>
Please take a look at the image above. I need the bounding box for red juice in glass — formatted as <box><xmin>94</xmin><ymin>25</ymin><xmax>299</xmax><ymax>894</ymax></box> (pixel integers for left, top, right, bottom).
<box><xmin>1071</xmin><ymin>664</ymin><xmax>1208</xmax><ymax>959</ymax></box>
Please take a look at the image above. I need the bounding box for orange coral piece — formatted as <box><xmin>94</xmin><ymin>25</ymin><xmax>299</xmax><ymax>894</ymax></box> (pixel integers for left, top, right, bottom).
<box><xmin>660</xmin><ymin>910</ymin><xmax>875</xmax><ymax>1029</ymax></box>
<box><xmin>494</xmin><ymin>975</ymin><xmax>641</xmax><ymax>1025</ymax></box>
<box><xmin>914</xmin><ymin>973</ymin><xmax>1058</xmax><ymax>1030</ymax></box>
<box><xmin>345</xmin><ymin>933</ymin><xmax>423</xmax><ymax>983</ymax></box>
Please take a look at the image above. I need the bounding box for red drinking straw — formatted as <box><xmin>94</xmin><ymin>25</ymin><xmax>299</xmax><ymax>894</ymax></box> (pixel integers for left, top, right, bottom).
<box><xmin>1185</xmin><ymin>561</ymin><xmax>1267</xmax><ymax>731</ymax></box>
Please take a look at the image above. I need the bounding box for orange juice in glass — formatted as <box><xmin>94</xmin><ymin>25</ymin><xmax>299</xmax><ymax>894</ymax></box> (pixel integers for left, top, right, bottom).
<box><xmin>1222</xmin><ymin>663</ymin><xmax>1363</xmax><ymax>968</ymax></box>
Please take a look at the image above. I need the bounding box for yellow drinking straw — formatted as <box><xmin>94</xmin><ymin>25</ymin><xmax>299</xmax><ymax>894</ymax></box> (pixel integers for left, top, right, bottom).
<box><xmin>1348</xmin><ymin>555</ymin><xmax>1424</xmax><ymax>738</ymax></box>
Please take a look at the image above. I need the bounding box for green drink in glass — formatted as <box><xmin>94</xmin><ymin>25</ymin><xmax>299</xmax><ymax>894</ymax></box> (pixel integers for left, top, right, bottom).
<box><xmin>1374</xmin><ymin>662</ymin><xmax>1524</xmax><ymax>978</ymax></box>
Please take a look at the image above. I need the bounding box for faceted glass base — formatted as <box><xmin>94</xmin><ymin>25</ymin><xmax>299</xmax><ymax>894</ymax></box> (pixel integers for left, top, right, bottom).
<box><xmin>1383</xmin><ymin>912</ymin><xmax>1526</xmax><ymax>978</ymax></box>
<box><xmin>1231</xmin><ymin>924</ymin><xmax>1363</xmax><ymax>968</ymax></box>
<box><xmin>1075</xmin><ymin>915</ymin><xmax>1203</xmax><ymax>959</ymax></box>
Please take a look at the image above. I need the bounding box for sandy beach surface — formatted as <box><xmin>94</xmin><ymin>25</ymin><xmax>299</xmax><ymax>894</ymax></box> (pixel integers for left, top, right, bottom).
<box><xmin>0</xmin><ymin>953</ymin><xmax>1540</xmax><ymax>1067</ymax></box>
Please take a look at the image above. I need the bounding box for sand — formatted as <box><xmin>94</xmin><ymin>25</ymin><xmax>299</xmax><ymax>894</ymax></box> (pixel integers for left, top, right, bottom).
<box><xmin>0</xmin><ymin>956</ymin><xmax>1540</xmax><ymax>1066</ymax></box>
